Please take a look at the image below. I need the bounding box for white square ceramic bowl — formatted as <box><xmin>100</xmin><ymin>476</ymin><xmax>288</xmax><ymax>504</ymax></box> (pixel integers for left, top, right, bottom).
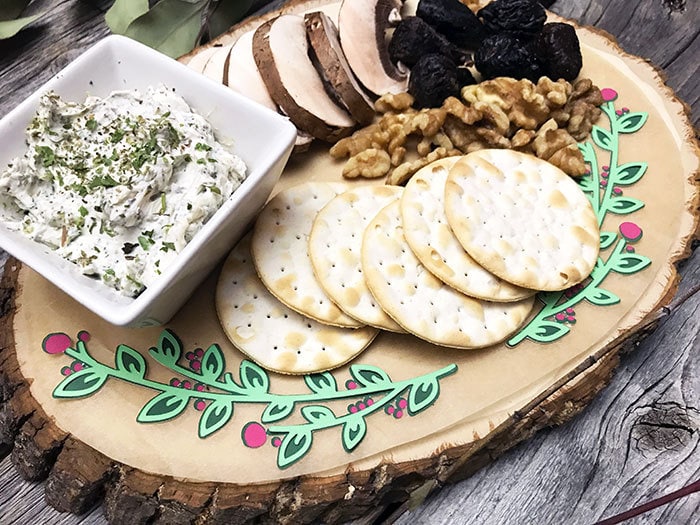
<box><xmin>0</xmin><ymin>35</ymin><xmax>297</xmax><ymax>327</ymax></box>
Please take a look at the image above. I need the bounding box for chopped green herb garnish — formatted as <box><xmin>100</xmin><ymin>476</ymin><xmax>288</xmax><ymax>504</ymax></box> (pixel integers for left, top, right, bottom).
<box><xmin>159</xmin><ymin>193</ymin><xmax>166</xmax><ymax>214</ymax></box>
<box><xmin>195</xmin><ymin>142</ymin><xmax>212</xmax><ymax>152</ymax></box>
<box><xmin>138</xmin><ymin>235</ymin><xmax>155</xmax><ymax>250</ymax></box>
<box><xmin>88</xmin><ymin>174</ymin><xmax>120</xmax><ymax>189</ymax></box>
<box><xmin>110</xmin><ymin>129</ymin><xmax>125</xmax><ymax>143</ymax></box>
<box><xmin>160</xmin><ymin>241</ymin><xmax>176</xmax><ymax>252</ymax></box>
<box><xmin>86</xmin><ymin>118</ymin><xmax>97</xmax><ymax>131</ymax></box>
<box><xmin>78</xmin><ymin>205</ymin><xmax>89</xmax><ymax>217</ymax></box>
<box><xmin>35</xmin><ymin>146</ymin><xmax>55</xmax><ymax>167</ymax></box>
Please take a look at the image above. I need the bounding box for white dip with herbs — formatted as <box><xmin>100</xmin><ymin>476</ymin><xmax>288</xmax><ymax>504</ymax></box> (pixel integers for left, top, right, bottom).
<box><xmin>0</xmin><ymin>85</ymin><xmax>247</xmax><ymax>297</ymax></box>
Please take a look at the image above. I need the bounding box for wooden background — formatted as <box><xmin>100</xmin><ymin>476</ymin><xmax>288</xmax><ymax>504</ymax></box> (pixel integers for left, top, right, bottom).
<box><xmin>0</xmin><ymin>0</ymin><xmax>698</xmax><ymax>523</ymax></box>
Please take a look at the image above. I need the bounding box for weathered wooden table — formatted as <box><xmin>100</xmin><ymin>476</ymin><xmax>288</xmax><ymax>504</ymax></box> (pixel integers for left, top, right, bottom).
<box><xmin>0</xmin><ymin>0</ymin><xmax>698</xmax><ymax>523</ymax></box>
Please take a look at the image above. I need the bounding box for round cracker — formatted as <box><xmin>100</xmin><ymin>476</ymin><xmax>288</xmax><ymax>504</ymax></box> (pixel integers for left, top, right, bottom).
<box><xmin>401</xmin><ymin>157</ymin><xmax>534</xmax><ymax>302</ymax></box>
<box><xmin>251</xmin><ymin>181</ymin><xmax>362</xmax><ymax>327</ymax></box>
<box><xmin>309</xmin><ymin>185</ymin><xmax>405</xmax><ymax>332</ymax></box>
<box><xmin>361</xmin><ymin>200</ymin><xmax>535</xmax><ymax>349</ymax></box>
<box><xmin>444</xmin><ymin>150</ymin><xmax>600</xmax><ymax>291</ymax></box>
<box><xmin>216</xmin><ymin>233</ymin><xmax>379</xmax><ymax>375</ymax></box>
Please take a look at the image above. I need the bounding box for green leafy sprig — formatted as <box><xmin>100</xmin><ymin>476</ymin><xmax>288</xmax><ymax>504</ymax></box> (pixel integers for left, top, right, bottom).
<box><xmin>46</xmin><ymin>329</ymin><xmax>457</xmax><ymax>469</ymax></box>
<box><xmin>508</xmin><ymin>91</ymin><xmax>651</xmax><ymax>346</ymax></box>
<box><xmin>0</xmin><ymin>0</ymin><xmax>45</xmax><ymax>40</ymax></box>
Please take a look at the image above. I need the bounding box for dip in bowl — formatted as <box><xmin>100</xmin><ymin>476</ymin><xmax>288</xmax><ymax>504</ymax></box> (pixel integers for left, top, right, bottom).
<box><xmin>0</xmin><ymin>35</ymin><xmax>297</xmax><ymax>327</ymax></box>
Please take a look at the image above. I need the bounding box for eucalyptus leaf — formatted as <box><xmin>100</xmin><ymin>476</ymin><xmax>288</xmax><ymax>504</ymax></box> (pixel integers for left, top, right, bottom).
<box><xmin>124</xmin><ymin>0</ymin><xmax>208</xmax><ymax>58</ymax></box>
<box><xmin>0</xmin><ymin>0</ymin><xmax>30</xmax><ymax>20</ymax></box>
<box><xmin>105</xmin><ymin>0</ymin><xmax>149</xmax><ymax>34</ymax></box>
<box><xmin>208</xmin><ymin>0</ymin><xmax>253</xmax><ymax>39</ymax></box>
<box><xmin>0</xmin><ymin>12</ymin><xmax>43</xmax><ymax>39</ymax></box>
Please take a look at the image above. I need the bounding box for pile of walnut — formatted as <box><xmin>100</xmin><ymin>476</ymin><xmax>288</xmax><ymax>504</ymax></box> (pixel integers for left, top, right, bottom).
<box><xmin>330</xmin><ymin>76</ymin><xmax>603</xmax><ymax>185</ymax></box>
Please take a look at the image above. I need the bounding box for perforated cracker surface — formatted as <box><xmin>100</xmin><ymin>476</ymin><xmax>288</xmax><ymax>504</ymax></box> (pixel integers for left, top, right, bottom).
<box><xmin>251</xmin><ymin>182</ymin><xmax>363</xmax><ymax>327</ymax></box>
<box><xmin>444</xmin><ymin>150</ymin><xmax>600</xmax><ymax>291</ymax></box>
<box><xmin>309</xmin><ymin>185</ymin><xmax>404</xmax><ymax>331</ymax></box>
<box><xmin>217</xmin><ymin>234</ymin><xmax>379</xmax><ymax>374</ymax></box>
<box><xmin>401</xmin><ymin>157</ymin><xmax>534</xmax><ymax>302</ymax></box>
<box><xmin>362</xmin><ymin>201</ymin><xmax>535</xmax><ymax>349</ymax></box>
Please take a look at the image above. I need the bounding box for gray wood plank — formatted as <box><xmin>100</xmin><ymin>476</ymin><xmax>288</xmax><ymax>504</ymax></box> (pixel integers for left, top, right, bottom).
<box><xmin>0</xmin><ymin>0</ymin><xmax>698</xmax><ymax>524</ymax></box>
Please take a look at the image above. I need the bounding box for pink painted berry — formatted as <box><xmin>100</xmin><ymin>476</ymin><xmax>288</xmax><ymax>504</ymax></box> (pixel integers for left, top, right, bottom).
<box><xmin>386</xmin><ymin>406</ymin><xmax>395</xmax><ymax>415</ymax></box>
<box><xmin>272</xmin><ymin>437</ymin><xmax>282</xmax><ymax>448</ymax></box>
<box><xmin>242</xmin><ymin>422</ymin><xmax>267</xmax><ymax>448</ymax></box>
<box><xmin>398</xmin><ymin>398</ymin><xmax>408</xmax><ymax>409</ymax></box>
<box><xmin>394</xmin><ymin>410</ymin><xmax>404</xmax><ymax>419</ymax></box>
<box><xmin>619</xmin><ymin>222</ymin><xmax>643</xmax><ymax>243</ymax></box>
<box><xmin>366</xmin><ymin>398</ymin><xmax>374</xmax><ymax>406</ymax></box>
<box><xmin>566</xmin><ymin>307</ymin><xmax>575</xmax><ymax>315</ymax></box>
<box><xmin>195</xmin><ymin>384</ymin><xmax>205</xmax><ymax>392</ymax></box>
<box><xmin>72</xmin><ymin>362</ymin><xmax>84</xmax><ymax>372</ymax></box>
<box><xmin>613</xmin><ymin>187</ymin><xmax>622</xmax><ymax>195</ymax></box>
<box><xmin>182</xmin><ymin>381</ymin><xmax>192</xmax><ymax>390</ymax></box>
<box><xmin>61</xmin><ymin>366</ymin><xmax>72</xmax><ymax>376</ymax></box>
<box><xmin>601</xmin><ymin>88</ymin><xmax>618</xmax><ymax>102</ymax></box>
<box><xmin>626</xmin><ymin>246</ymin><xmax>636</xmax><ymax>253</ymax></box>
<box><xmin>190</xmin><ymin>360</ymin><xmax>201</xmax><ymax>371</ymax></box>
<box><xmin>170</xmin><ymin>378</ymin><xmax>181</xmax><ymax>387</ymax></box>
<box><xmin>346</xmin><ymin>380</ymin><xmax>358</xmax><ymax>390</ymax></box>
<box><xmin>78</xmin><ymin>331</ymin><xmax>90</xmax><ymax>343</ymax></box>
<box><xmin>195</xmin><ymin>348</ymin><xmax>204</xmax><ymax>358</ymax></box>
<box><xmin>349</xmin><ymin>405</ymin><xmax>358</xmax><ymax>414</ymax></box>
<box><xmin>358</xmin><ymin>402</ymin><xmax>366</xmax><ymax>410</ymax></box>
<box><xmin>622</xmin><ymin>107</ymin><xmax>630</xmax><ymax>113</ymax></box>
<box><xmin>616</xmin><ymin>110</ymin><xmax>623</xmax><ymax>116</ymax></box>
<box><xmin>185</xmin><ymin>352</ymin><xmax>194</xmax><ymax>360</ymax></box>
<box><xmin>602</xmin><ymin>165</ymin><xmax>610</xmax><ymax>172</ymax></box>
<box><xmin>555</xmin><ymin>313</ymin><xmax>566</xmax><ymax>322</ymax></box>
<box><xmin>194</xmin><ymin>400</ymin><xmax>206</xmax><ymax>411</ymax></box>
<box><xmin>567</xmin><ymin>316</ymin><xmax>577</xmax><ymax>324</ymax></box>
<box><xmin>600</xmin><ymin>180</ymin><xmax>608</xmax><ymax>187</ymax></box>
<box><xmin>43</xmin><ymin>333</ymin><xmax>72</xmax><ymax>355</ymax></box>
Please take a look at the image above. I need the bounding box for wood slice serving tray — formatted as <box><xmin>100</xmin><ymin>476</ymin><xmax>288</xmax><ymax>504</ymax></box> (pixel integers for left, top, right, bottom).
<box><xmin>0</xmin><ymin>1</ymin><xmax>698</xmax><ymax>524</ymax></box>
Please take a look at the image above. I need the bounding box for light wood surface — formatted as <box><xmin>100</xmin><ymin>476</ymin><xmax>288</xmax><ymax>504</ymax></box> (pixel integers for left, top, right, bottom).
<box><xmin>0</xmin><ymin>0</ymin><xmax>698</xmax><ymax>523</ymax></box>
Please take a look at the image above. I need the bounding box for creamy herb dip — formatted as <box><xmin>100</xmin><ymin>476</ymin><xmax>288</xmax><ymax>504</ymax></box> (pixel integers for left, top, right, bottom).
<box><xmin>0</xmin><ymin>85</ymin><xmax>247</xmax><ymax>297</ymax></box>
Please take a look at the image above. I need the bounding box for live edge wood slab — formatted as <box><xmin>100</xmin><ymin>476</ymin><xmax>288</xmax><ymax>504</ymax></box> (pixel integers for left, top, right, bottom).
<box><xmin>0</xmin><ymin>1</ymin><xmax>698</xmax><ymax>524</ymax></box>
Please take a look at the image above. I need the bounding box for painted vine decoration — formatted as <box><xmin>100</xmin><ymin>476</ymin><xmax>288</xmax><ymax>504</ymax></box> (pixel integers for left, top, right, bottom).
<box><xmin>43</xmin><ymin>329</ymin><xmax>457</xmax><ymax>469</ymax></box>
<box><xmin>509</xmin><ymin>89</ymin><xmax>651</xmax><ymax>346</ymax></box>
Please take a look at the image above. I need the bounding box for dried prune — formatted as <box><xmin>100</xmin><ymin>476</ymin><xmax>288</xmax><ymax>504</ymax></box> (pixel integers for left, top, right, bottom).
<box><xmin>416</xmin><ymin>0</ymin><xmax>486</xmax><ymax>50</ymax></box>
<box><xmin>537</xmin><ymin>23</ymin><xmax>583</xmax><ymax>80</ymax></box>
<box><xmin>478</xmin><ymin>0</ymin><xmax>546</xmax><ymax>37</ymax></box>
<box><xmin>389</xmin><ymin>17</ymin><xmax>468</xmax><ymax>68</ymax></box>
<box><xmin>474</xmin><ymin>33</ymin><xmax>543</xmax><ymax>82</ymax></box>
<box><xmin>409</xmin><ymin>54</ymin><xmax>474</xmax><ymax>108</ymax></box>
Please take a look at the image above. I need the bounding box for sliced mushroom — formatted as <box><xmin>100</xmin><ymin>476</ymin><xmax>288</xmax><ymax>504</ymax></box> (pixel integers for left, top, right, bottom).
<box><xmin>338</xmin><ymin>0</ymin><xmax>409</xmax><ymax>96</ymax></box>
<box><xmin>227</xmin><ymin>31</ymin><xmax>278</xmax><ymax>112</ymax></box>
<box><xmin>202</xmin><ymin>43</ymin><xmax>234</xmax><ymax>85</ymax></box>
<box><xmin>186</xmin><ymin>46</ymin><xmax>220</xmax><ymax>75</ymax></box>
<box><xmin>253</xmin><ymin>14</ymin><xmax>355</xmax><ymax>142</ymax></box>
<box><xmin>305</xmin><ymin>11</ymin><xmax>375</xmax><ymax>125</ymax></box>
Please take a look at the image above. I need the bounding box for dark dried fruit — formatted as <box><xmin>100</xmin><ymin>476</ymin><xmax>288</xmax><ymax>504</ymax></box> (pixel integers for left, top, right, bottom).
<box><xmin>475</xmin><ymin>33</ymin><xmax>544</xmax><ymax>82</ymax></box>
<box><xmin>478</xmin><ymin>0</ymin><xmax>546</xmax><ymax>37</ymax></box>
<box><xmin>389</xmin><ymin>17</ymin><xmax>468</xmax><ymax>68</ymax></box>
<box><xmin>416</xmin><ymin>0</ymin><xmax>486</xmax><ymax>50</ymax></box>
<box><xmin>409</xmin><ymin>54</ymin><xmax>475</xmax><ymax>108</ymax></box>
<box><xmin>537</xmin><ymin>23</ymin><xmax>583</xmax><ymax>81</ymax></box>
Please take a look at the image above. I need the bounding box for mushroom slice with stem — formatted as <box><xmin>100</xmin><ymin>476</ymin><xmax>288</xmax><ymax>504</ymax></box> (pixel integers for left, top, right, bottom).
<box><xmin>227</xmin><ymin>31</ymin><xmax>278</xmax><ymax>112</ymax></box>
<box><xmin>253</xmin><ymin>14</ymin><xmax>356</xmax><ymax>142</ymax></box>
<box><xmin>338</xmin><ymin>0</ymin><xmax>409</xmax><ymax>96</ymax></box>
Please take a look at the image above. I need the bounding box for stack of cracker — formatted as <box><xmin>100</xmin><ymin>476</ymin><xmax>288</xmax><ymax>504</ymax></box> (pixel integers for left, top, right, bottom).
<box><xmin>216</xmin><ymin>150</ymin><xmax>600</xmax><ymax>374</ymax></box>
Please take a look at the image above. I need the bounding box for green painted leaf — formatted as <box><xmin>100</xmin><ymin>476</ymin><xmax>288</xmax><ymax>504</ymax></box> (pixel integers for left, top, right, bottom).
<box><xmin>137</xmin><ymin>391</ymin><xmax>188</xmax><ymax>423</ymax></box>
<box><xmin>599</xmin><ymin>231</ymin><xmax>617</xmax><ymax>250</ymax></box>
<box><xmin>261</xmin><ymin>399</ymin><xmax>295</xmax><ymax>424</ymax></box>
<box><xmin>614</xmin><ymin>162</ymin><xmax>647</xmax><ymax>185</ymax></box>
<box><xmin>115</xmin><ymin>344</ymin><xmax>147</xmax><ymax>378</ymax></box>
<box><xmin>612</xmin><ymin>253</ymin><xmax>651</xmax><ymax>275</ymax></box>
<box><xmin>149</xmin><ymin>329</ymin><xmax>182</xmax><ymax>366</ymax></box>
<box><xmin>124</xmin><ymin>0</ymin><xmax>208</xmax><ymax>58</ymax></box>
<box><xmin>53</xmin><ymin>368</ymin><xmax>107</xmax><ymax>399</ymax></box>
<box><xmin>349</xmin><ymin>365</ymin><xmax>391</xmax><ymax>388</ymax></box>
<box><xmin>618</xmin><ymin>112</ymin><xmax>648</xmax><ymax>133</ymax></box>
<box><xmin>607</xmin><ymin>197</ymin><xmax>644</xmax><ymax>215</ymax></box>
<box><xmin>577</xmin><ymin>141</ymin><xmax>595</xmax><ymax>162</ymax></box>
<box><xmin>301</xmin><ymin>405</ymin><xmax>336</xmax><ymax>425</ymax></box>
<box><xmin>239</xmin><ymin>361</ymin><xmax>269</xmax><ymax>393</ymax></box>
<box><xmin>0</xmin><ymin>13</ymin><xmax>44</xmax><ymax>39</ymax></box>
<box><xmin>408</xmin><ymin>377</ymin><xmax>440</xmax><ymax>415</ymax></box>
<box><xmin>591</xmin><ymin>125</ymin><xmax>614</xmax><ymax>151</ymax></box>
<box><xmin>530</xmin><ymin>321</ymin><xmax>570</xmax><ymax>343</ymax></box>
<box><xmin>221</xmin><ymin>372</ymin><xmax>246</xmax><ymax>394</ymax></box>
<box><xmin>341</xmin><ymin>415</ymin><xmax>366</xmax><ymax>452</ymax></box>
<box><xmin>207</xmin><ymin>0</ymin><xmax>253</xmax><ymax>39</ymax></box>
<box><xmin>277</xmin><ymin>429</ymin><xmax>313</xmax><ymax>469</ymax></box>
<box><xmin>0</xmin><ymin>0</ymin><xmax>30</xmax><ymax>20</ymax></box>
<box><xmin>198</xmin><ymin>399</ymin><xmax>233</xmax><ymax>438</ymax></box>
<box><xmin>304</xmin><ymin>372</ymin><xmax>338</xmax><ymax>394</ymax></box>
<box><xmin>539</xmin><ymin>291</ymin><xmax>563</xmax><ymax>308</ymax></box>
<box><xmin>576</xmin><ymin>174</ymin><xmax>595</xmax><ymax>193</ymax></box>
<box><xmin>105</xmin><ymin>0</ymin><xmax>149</xmax><ymax>34</ymax></box>
<box><xmin>586</xmin><ymin>287</ymin><xmax>620</xmax><ymax>306</ymax></box>
<box><xmin>201</xmin><ymin>344</ymin><xmax>225</xmax><ymax>381</ymax></box>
